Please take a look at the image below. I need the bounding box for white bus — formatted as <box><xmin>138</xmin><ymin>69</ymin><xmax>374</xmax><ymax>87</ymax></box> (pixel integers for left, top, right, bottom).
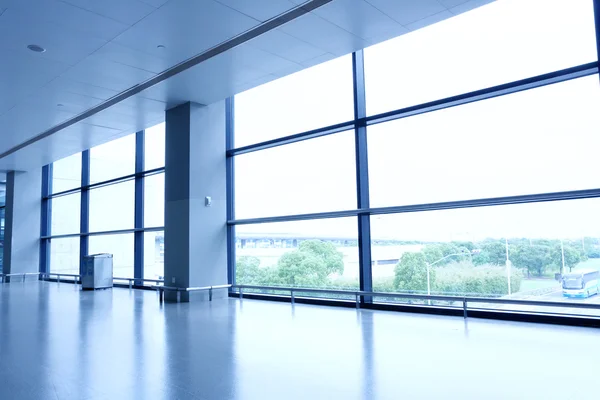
<box><xmin>562</xmin><ymin>269</ymin><xmax>600</xmax><ymax>298</ymax></box>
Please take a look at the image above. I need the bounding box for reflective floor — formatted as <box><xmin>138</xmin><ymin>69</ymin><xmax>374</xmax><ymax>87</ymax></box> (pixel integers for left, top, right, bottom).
<box><xmin>0</xmin><ymin>282</ymin><xmax>598</xmax><ymax>399</ymax></box>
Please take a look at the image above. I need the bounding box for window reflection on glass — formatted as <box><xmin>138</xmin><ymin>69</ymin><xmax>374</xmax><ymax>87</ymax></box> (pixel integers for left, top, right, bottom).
<box><xmin>235</xmin><ymin>218</ymin><xmax>358</xmax><ymax>295</ymax></box>
<box><xmin>144</xmin><ymin>173</ymin><xmax>164</xmax><ymax>228</ymax></box>
<box><xmin>145</xmin><ymin>122</ymin><xmax>165</xmax><ymax>171</ymax></box>
<box><xmin>144</xmin><ymin>231</ymin><xmax>164</xmax><ymax>281</ymax></box>
<box><xmin>234</xmin><ymin>55</ymin><xmax>353</xmax><ymax>147</ymax></box>
<box><xmin>89</xmin><ymin>234</ymin><xmax>134</xmax><ymax>279</ymax></box>
<box><xmin>89</xmin><ymin>181</ymin><xmax>135</xmax><ymax>232</ymax></box>
<box><xmin>90</xmin><ymin>134</ymin><xmax>135</xmax><ymax>184</ymax></box>
<box><xmin>364</xmin><ymin>0</ymin><xmax>596</xmax><ymax>115</ymax></box>
<box><xmin>368</xmin><ymin>76</ymin><xmax>600</xmax><ymax>208</ymax></box>
<box><xmin>370</xmin><ymin>198</ymin><xmax>600</xmax><ymax>316</ymax></box>
<box><xmin>50</xmin><ymin>237</ymin><xmax>80</xmax><ymax>275</ymax></box>
<box><xmin>50</xmin><ymin>193</ymin><xmax>81</xmax><ymax>235</ymax></box>
<box><xmin>235</xmin><ymin>131</ymin><xmax>356</xmax><ymax>219</ymax></box>
<box><xmin>52</xmin><ymin>153</ymin><xmax>81</xmax><ymax>193</ymax></box>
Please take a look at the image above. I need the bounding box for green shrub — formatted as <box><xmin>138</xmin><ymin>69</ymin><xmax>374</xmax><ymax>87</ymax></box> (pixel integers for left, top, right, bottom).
<box><xmin>433</xmin><ymin>263</ymin><xmax>521</xmax><ymax>297</ymax></box>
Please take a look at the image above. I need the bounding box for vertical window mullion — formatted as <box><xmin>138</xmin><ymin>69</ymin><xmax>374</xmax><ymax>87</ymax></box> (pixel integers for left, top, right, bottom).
<box><xmin>353</xmin><ymin>50</ymin><xmax>373</xmax><ymax>300</ymax></box>
<box><xmin>226</xmin><ymin>97</ymin><xmax>236</xmax><ymax>288</ymax></box>
<box><xmin>40</xmin><ymin>164</ymin><xmax>52</xmax><ymax>275</ymax></box>
<box><xmin>79</xmin><ymin>150</ymin><xmax>90</xmax><ymax>278</ymax></box>
<box><xmin>134</xmin><ymin>130</ymin><xmax>145</xmax><ymax>285</ymax></box>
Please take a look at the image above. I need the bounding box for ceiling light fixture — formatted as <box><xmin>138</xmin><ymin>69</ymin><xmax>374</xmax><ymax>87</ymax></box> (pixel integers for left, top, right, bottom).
<box><xmin>27</xmin><ymin>44</ymin><xmax>46</xmax><ymax>53</ymax></box>
<box><xmin>157</xmin><ymin>44</ymin><xmax>166</xmax><ymax>49</ymax></box>
<box><xmin>57</xmin><ymin>104</ymin><xmax>64</xmax><ymax>107</ymax></box>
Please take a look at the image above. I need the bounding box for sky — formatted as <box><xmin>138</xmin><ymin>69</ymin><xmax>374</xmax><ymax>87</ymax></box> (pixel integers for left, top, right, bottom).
<box><xmin>50</xmin><ymin>0</ymin><xmax>600</xmax><ymax>244</ymax></box>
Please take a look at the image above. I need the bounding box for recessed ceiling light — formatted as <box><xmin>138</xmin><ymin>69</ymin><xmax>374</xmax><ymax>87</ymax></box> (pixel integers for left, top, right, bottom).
<box><xmin>27</xmin><ymin>44</ymin><xmax>46</xmax><ymax>53</ymax></box>
<box><xmin>157</xmin><ymin>44</ymin><xmax>166</xmax><ymax>49</ymax></box>
<box><xmin>57</xmin><ymin>103</ymin><xmax>64</xmax><ymax>107</ymax></box>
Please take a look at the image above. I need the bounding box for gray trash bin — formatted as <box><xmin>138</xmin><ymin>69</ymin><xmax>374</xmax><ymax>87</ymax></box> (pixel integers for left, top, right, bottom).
<box><xmin>82</xmin><ymin>253</ymin><xmax>113</xmax><ymax>290</ymax></box>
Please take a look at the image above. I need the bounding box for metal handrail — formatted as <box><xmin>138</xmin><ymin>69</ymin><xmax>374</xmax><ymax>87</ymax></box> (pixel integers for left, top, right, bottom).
<box><xmin>233</xmin><ymin>284</ymin><xmax>600</xmax><ymax>318</ymax></box>
<box><xmin>0</xmin><ymin>272</ymin><xmax>164</xmax><ymax>287</ymax></box>
<box><xmin>113</xmin><ymin>277</ymin><xmax>165</xmax><ymax>289</ymax></box>
<box><xmin>155</xmin><ymin>284</ymin><xmax>232</xmax><ymax>303</ymax></box>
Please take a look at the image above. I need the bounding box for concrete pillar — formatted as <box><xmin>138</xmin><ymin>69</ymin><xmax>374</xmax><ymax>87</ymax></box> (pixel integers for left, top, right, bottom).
<box><xmin>164</xmin><ymin>101</ymin><xmax>227</xmax><ymax>302</ymax></box>
<box><xmin>3</xmin><ymin>170</ymin><xmax>42</xmax><ymax>279</ymax></box>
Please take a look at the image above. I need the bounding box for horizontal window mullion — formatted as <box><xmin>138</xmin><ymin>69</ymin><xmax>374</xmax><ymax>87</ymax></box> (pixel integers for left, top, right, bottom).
<box><xmin>228</xmin><ymin>187</ymin><xmax>600</xmax><ymax>225</ymax></box>
<box><xmin>47</xmin><ymin>167</ymin><xmax>165</xmax><ymax>199</ymax></box>
<box><xmin>364</xmin><ymin>61</ymin><xmax>598</xmax><ymax>127</ymax></box>
<box><xmin>43</xmin><ymin>226</ymin><xmax>165</xmax><ymax>240</ymax></box>
<box><xmin>227</xmin><ymin>120</ymin><xmax>355</xmax><ymax>157</ymax></box>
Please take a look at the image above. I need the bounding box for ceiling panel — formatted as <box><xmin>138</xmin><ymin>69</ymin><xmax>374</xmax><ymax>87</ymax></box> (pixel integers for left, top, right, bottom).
<box><xmin>214</xmin><ymin>0</ymin><xmax>297</xmax><ymax>22</ymax></box>
<box><xmin>1</xmin><ymin>0</ymin><xmax>130</xmax><ymax>41</ymax></box>
<box><xmin>365</xmin><ymin>0</ymin><xmax>446</xmax><ymax>26</ymax></box>
<box><xmin>279</xmin><ymin>12</ymin><xmax>369</xmax><ymax>56</ymax></box>
<box><xmin>0</xmin><ymin>49</ymin><xmax>72</xmax><ymax>114</ymax></box>
<box><xmin>247</xmin><ymin>29</ymin><xmax>328</xmax><ymax>64</ymax></box>
<box><xmin>61</xmin><ymin>0</ymin><xmax>158</xmax><ymax>25</ymax></box>
<box><xmin>449</xmin><ymin>0</ymin><xmax>494</xmax><ymax>15</ymax></box>
<box><xmin>0</xmin><ymin>7</ymin><xmax>108</xmax><ymax>66</ymax></box>
<box><xmin>112</xmin><ymin>0</ymin><xmax>261</xmax><ymax>66</ymax></box>
<box><xmin>92</xmin><ymin>42</ymin><xmax>172</xmax><ymax>74</ymax></box>
<box><xmin>61</xmin><ymin>54</ymin><xmax>156</xmax><ymax>92</ymax></box>
<box><xmin>312</xmin><ymin>0</ymin><xmax>405</xmax><ymax>42</ymax></box>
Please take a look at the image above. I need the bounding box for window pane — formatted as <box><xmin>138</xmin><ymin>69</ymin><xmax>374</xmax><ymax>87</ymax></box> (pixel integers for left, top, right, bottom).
<box><xmin>50</xmin><ymin>237</ymin><xmax>80</xmax><ymax>275</ymax></box>
<box><xmin>0</xmin><ymin>208</ymin><xmax>4</xmax><ymax>273</ymax></box>
<box><xmin>144</xmin><ymin>173</ymin><xmax>164</xmax><ymax>228</ymax></box>
<box><xmin>52</xmin><ymin>153</ymin><xmax>81</xmax><ymax>193</ymax></box>
<box><xmin>89</xmin><ymin>233</ymin><xmax>134</xmax><ymax>279</ymax></box>
<box><xmin>235</xmin><ymin>218</ymin><xmax>358</xmax><ymax>293</ymax></box>
<box><xmin>234</xmin><ymin>55</ymin><xmax>353</xmax><ymax>147</ymax></box>
<box><xmin>144</xmin><ymin>231</ymin><xmax>164</xmax><ymax>281</ymax></box>
<box><xmin>145</xmin><ymin>122</ymin><xmax>165</xmax><ymax>171</ymax></box>
<box><xmin>365</xmin><ymin>0</ymin><xmax>597</xmax><ymax>115</ymax></box>
<box><xmin>371</xmin><ymin>198</ymin><xmax>600</xmax><ymax>317</ymax></box>
<box><xmin>235</xmin><ymin>131</ymin><xmax>356</xmax><ymax>219</ymax></box>
<box><xmin>368</xmin><ymin>76</ymin><xmax>600</xmax><ymax>208</ymax></box>
<box><xmin>89</xmin><ymin>181</ymin><xmax>135</xmax><ymax>232</ymax></box>
<box><xmin>51</xmin><ymin>194</ymin><xmax>81</xmax><ymax>235</ymax></box>
<box><xmin>90</xmin><ymin>134</ymin><xmax>135</xmax><ymax>184</ymax></box>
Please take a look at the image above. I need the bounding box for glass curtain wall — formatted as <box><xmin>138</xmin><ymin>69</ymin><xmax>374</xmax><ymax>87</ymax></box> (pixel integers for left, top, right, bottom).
<box><xmin>42</xmin><ymin>123</ymin><xmax>165</xmax><ymax>284</ymax></box>
<box><xmin>229</xmin><ymin>0</ymin><xmax>600</xmax><ymax>317</ymax></box>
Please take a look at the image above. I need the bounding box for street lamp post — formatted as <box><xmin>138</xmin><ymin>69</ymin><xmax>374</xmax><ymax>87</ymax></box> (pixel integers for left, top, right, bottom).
<box><xmin>425</xmin><ymin>249</ymin><xmax>481</xmax><ymax>305</ymax></box>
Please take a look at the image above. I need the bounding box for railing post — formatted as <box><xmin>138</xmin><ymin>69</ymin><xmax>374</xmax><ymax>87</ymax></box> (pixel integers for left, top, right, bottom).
<box><xmin>176</xmin><ymin>291</ymin><xmax>181</xmax><ymax>303</ymax></box>
<box><xmin>239</xmin><ymin>287</ymin><xmax>243</xmax><ymax>300</ymax></box>
<box><xmin>291</xmin><ymin>290</ymin><xmax>295</xmax><ymax>305</ymax></box>
<box><xmin>356</xmin><ymin>293</ymin><xmax>360</xmax><ymax>309</ymax></box>
<box><xmin>57</xmin><ymin>275</ymin><xmax>61</xmax><ymax>284</ymax></box>
<box><xmin>22</xmin><ymin>274</ymin><xmax>26</xmax><ymax>283</ymax></box>
<box><xmin>129</xmin><ymin>279</ymin><xmax>133</xmax><ymax>290</ymax></box>
<box><xmin>463</xmin><ymin>298</ymin><xmax>468</xmax><ymax>319</ymax></box>
<box><xmin>209</xmin><ymin>287</ymin><xmax>213</xmax><ymax>301</ymax></box>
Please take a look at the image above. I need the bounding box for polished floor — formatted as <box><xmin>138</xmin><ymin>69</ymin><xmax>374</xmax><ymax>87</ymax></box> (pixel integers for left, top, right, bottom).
<box><xmin>0</xmin><ymin>282</ymin><xmax>598</xmax><ymax>400</ymax></box>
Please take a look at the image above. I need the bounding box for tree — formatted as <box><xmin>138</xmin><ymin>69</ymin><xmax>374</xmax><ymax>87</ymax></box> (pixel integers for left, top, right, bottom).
<box><xmin>394</xmin><ymin>252</ymin><xmax>434</xmax><ymax>293</ymax></box>
<box><xmin>477</xmin><ymin>241</ymin><xmax>506</xmax><ymax>265</ymax></box>
<box><xmin>550</xmin><ymin>243</ymin><xmax>581</xmax><ymax>273</ymax></box>
<box><xmin>510</xmin><ymin>244</ymin><xmax>551</xmax><ymax>277</ymax></box>
<box><xmin>236</xmin><ymin>256</ymin><xmax>261</xmax><ymax>284</ymax></box>
<box><xmin>275</xmin><ymin>240</ymin><xmax>344</xmax><ymax>287</ymax></box>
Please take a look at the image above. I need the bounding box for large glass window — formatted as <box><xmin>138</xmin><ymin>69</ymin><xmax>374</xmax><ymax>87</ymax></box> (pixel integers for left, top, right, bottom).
<box><xmin>89</xmin><ymin>234</ymin><xmax>134</xmax><ymax>279</ymax></box>
<box><xmin>90</xmin><ymin>134</ymin><xmax>135</xmax><ymax>184</ymax></box>
<box><xmin>371</xmin><ymin>198</ymin><xmax>600</xmax><ymax>316</ymax></box>
<box><xmin>49</xmin><ymin>237</ymin><xmax>80</xmax><ymax>275</ymax></box>
<box><xmin>368</xmin><ymin>76</ymin><xmax>600</xmax><ymax>208</ymax></box>
<box><xmin>144</xmin><ymin>231</ymin><xmax>164</xmax><ymax>280</ymax></box>
<box><xmin>52</xmin><ymin>153</ymin><xmax>81</xmax><ymax>193</ymax></box>
<box><xmin>50</xmin><ymin>194</ymin><xmax>81</xmax><ymax>235</ymax></box>
<box><xmin>235</xmin><ymin>218</ymin><xmax>358</xmax><ymax>291</ymax></box>
<box><xmin>364</xmin><ymin>0</ymin><xmax>597</xmax><ymax>115</ymax></box>
<box><xmin>235</xmin><ymin>131</ymin><xmax>357</xmax><ymax>219</ymax></box>
<box><xmin>234</xmin><ymin>55</ymin><xmax>354</xmax><ymax>147</ymax></box>
<box><xmin>89</xmin><ymin>181</ymin><xmax>135</xmax><ymax>232</ymax></box>
<box><xmin>145</xmin><ymin>123</ymin><xmax>165</xmax><ymax>171</ymax></box>
<box><xmin>144</xmin><ymin>173</ymin><xmax>164</xmax><ymax>228</ymax></box>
